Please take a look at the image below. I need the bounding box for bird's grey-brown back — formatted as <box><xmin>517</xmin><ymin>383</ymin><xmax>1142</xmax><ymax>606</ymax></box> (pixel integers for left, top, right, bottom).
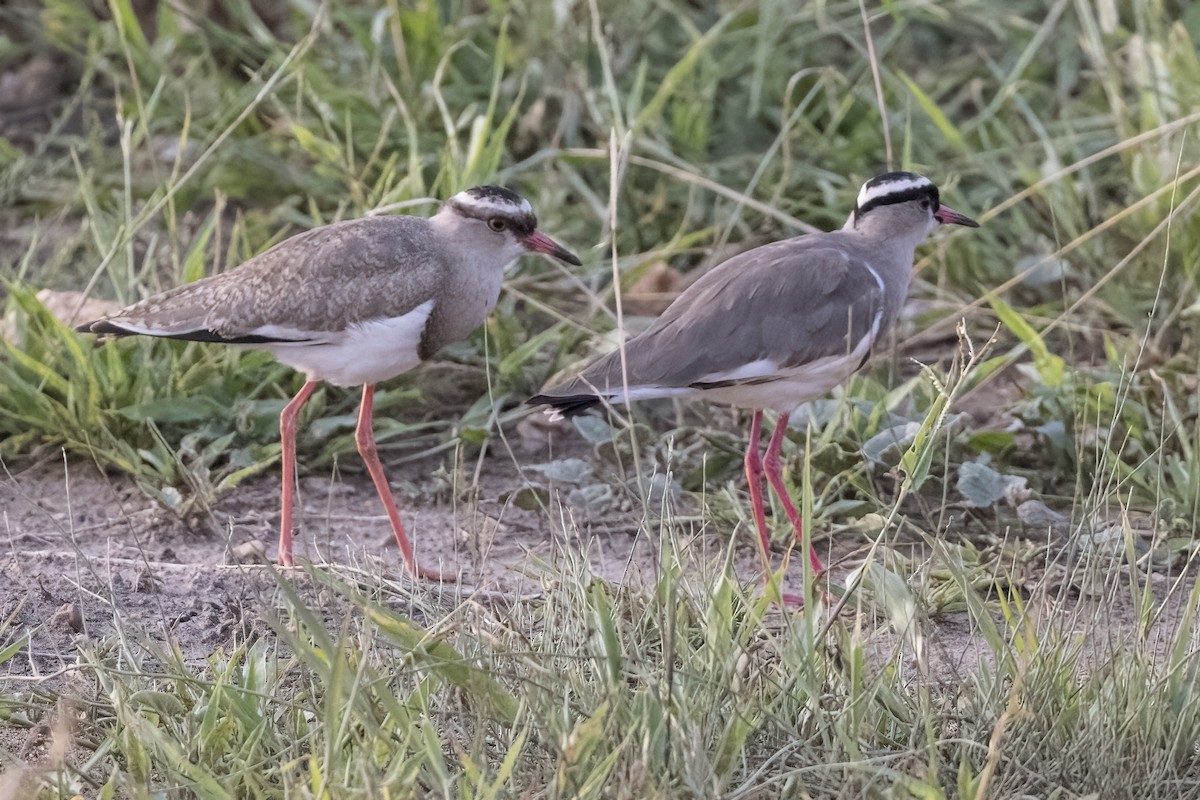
<box><xmin>94</xmin><ymin>216</ymin><xmax>454</xmax><ymax>341</ymax></box>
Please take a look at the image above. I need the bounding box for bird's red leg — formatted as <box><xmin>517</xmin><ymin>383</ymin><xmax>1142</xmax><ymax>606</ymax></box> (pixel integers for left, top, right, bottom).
<box><xmin>279</xmin><ymin>380</ymin><xmax>319</xmax><ymax>567</ymax></box>
<box><xmin>763</xmin><ymin>413</ymin><xmax>825</xmax><ymax>576</ymax></box>
<box><xmin>743</xmin><ymin>410</ymin><xmax>772</xmax><ymax>575</ymax></box>
<box><xmin>355</xmin><ymin>384</ymin><xmax>457</xmax><ymax>583</ymax></box>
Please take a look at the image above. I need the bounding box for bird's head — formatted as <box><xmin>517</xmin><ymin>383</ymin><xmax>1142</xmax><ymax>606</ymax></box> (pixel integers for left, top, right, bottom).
<box><xmin>440</xmin><ymin>185</ymin><xmax>582</xmax><ymax>267</ymax></box>
<box><xmin>845</xmin><ymin>172</ymin><xmax>979</xmax><ymax>238</ymax></box>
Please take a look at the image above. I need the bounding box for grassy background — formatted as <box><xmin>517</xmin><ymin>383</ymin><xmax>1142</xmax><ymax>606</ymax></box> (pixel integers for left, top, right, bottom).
<box><xmin>3</xmin><ymin>0</ymin><xmax>1200</xmax><ymax>796</ymax></box>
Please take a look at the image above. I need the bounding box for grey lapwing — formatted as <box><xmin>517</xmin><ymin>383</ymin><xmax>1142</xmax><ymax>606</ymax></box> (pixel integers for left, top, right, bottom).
<box><xmin>528</xmin><ymin>172</ymin><xmax>978</xmax><ymax>602</ymax></box>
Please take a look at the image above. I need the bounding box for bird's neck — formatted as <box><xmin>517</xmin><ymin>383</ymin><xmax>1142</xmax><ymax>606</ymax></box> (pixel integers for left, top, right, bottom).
<box><xmin>428</xmin><ymin>208</ymin><xmax>459</xmax><ymax>237</ymax></box>
<box><xmin>847</xmin><ymin>216</ymin><xmax>929</xmax><ymax>255</ymax></box>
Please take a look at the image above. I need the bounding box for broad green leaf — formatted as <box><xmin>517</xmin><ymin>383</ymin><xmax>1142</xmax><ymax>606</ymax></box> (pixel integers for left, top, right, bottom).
<box><xmin>990</xmin><ymin>296</ymin><xmax>1066</xmax><ymax>387</ymax></box>
<box><xmin>899</xmin><ymin>71</ymin><xmax>966</xmax><ymax>151</ymax></box>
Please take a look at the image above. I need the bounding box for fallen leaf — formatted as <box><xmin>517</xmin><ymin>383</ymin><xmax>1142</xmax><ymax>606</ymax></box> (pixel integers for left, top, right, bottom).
<box><xmin>624</xmin><ymin>261</ymin><xmax>682</xmax><ymax>315</ymax></box>
<box><xmin>956</xmin><ymin>459</ymin><xmax>1028</xmax><ymax>508</ymax></box>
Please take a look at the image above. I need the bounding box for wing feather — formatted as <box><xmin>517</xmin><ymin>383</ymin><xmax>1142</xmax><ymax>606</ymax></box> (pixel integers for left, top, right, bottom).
<box><xmin>541</xmin><ymin>235</ymin><xmax>892</xmax><ymax>399</ymax></box>
<box><xmin>78</xmin><ymin>217</ymin><xmax>445</xmax><ymax>342</ymax></box>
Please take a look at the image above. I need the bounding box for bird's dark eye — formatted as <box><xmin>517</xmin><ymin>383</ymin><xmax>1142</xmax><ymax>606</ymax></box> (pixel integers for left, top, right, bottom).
<box><xmin>919</xmin><ymin>198</ymin><xmax>932</xmax><ymax>211</ymax></box>
<box><xmin>488</xmin><ymin>218</ymin><xmax>507</xmax><ymax>232</ymax></box>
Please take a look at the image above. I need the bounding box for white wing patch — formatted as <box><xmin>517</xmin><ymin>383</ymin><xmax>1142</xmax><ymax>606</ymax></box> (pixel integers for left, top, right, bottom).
<box><xmin>94</xmin><ymin>318</ymin><xmax>202</xmax><ymax>337</ymax></box>
<box><xmin>570</xmin><ymin>341</ymin><xmax>875</xmax><ymax>414</ymax></box>
<box><xmin>693</xmin><ymin>358</ymin><xmax>782</xmax><ymax>385</ymax></box>
<box><xmin>695</xmin><ymin>334</ymin><xmax>876</xmax><ymax>413</ymax></box>
<box><xmin>591</xmin><ymin>385</ymin><xmax>693</xmax><ymax>403</ymax></box>
<box><xmin>238</xmin><ymin>323</ymin><xmax>333</xmax><ymax>343</ymax></box>
<box><xmin>265</xmin><ymin>300</ymin><xmax>436</xmax><ymax>387</ymax></box>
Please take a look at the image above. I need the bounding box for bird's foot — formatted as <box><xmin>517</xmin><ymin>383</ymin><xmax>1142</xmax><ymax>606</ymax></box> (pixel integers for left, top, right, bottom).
<box><xmin>779</xmin><ymin>591</ymin><xmax>807</xmax><ymax>608</ymax></box>
<box><xmin>277</xmin><ymin>525</ymin><xmax>302</xmax><ymax>568</ymax></box>
<box><xmin>406</xmin><ymin>561</ymin><xmax>460</xmax><ymax>584</ymax></box>
<box><xmin>771</xmin><ymin>569</ymin><xmax>832</xmax><ymax>610</ymax></box>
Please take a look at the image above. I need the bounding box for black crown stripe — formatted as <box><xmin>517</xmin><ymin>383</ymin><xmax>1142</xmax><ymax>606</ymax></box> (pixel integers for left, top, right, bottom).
<box><xmin>466</xmin><ymin>185</ymin><xmax>525</xmax><ymax>205</ymax></box>
<box><xmin>448</xmin><ymin>188</ymin><xmax>538</xmax><ymax>235</ymax></box>
<box><xmin>855</xmin><ymin>184</ymin><xmax>940</xmax><ymax>218</ymax></box>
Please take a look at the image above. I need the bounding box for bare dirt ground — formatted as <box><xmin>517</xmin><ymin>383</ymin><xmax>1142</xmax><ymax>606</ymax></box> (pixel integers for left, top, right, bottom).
<box><xmin>0</xmin><ymin>430</ymin><xmax>828</xmax><ymax>673</ymax></box>
<box><xmin>2</xmin><ymin>425</ymin><xmax>1193</xmax><ymax>694</ymax></box>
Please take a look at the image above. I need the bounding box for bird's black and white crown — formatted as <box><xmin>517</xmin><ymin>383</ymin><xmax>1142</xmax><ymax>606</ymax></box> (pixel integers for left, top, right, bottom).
<box><xmin>854</xmin><ymin>172</ymin><xmax>939</xmax><ymax>218</ymax></box>
<box><xmin>450</xmin><ymin>185</ymin><xmax>534</xmax><ymax>218</ymax></box>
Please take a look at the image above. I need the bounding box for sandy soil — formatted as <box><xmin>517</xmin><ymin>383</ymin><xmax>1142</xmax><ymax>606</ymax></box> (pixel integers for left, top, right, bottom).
<box><xmin>2</xmin><ymin>424</ymin><xmax>1193</xmax><ymax>694</ymax></box>
<box><xmin>0</xmin><ymin>427</ymin><xmax>824</xmax><ymax>673</ymax></box>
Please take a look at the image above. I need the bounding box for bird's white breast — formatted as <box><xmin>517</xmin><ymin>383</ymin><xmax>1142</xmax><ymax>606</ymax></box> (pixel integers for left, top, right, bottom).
<box><xmin>264</xmin><ymin>300</ymin><xmax>436</xmax><ymax>387</ymax></box>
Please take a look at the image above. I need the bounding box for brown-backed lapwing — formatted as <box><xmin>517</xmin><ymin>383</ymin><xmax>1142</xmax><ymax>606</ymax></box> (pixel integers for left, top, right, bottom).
<box><xmin>79</xmin><ymin>185</ymin><xmax>582</xmax><ymax>580</ymax></box>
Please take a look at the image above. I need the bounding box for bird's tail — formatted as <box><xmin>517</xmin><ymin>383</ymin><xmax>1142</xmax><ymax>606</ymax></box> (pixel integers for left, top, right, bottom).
<box><xmin>76</xmin><ymin>319</ymin><xmax>135</xmax><ymax>336</ymax></box>
<box><xmin>526</xmin><ymin>393</ymin><xmax>602</xmax><ymax>420</ymax></box>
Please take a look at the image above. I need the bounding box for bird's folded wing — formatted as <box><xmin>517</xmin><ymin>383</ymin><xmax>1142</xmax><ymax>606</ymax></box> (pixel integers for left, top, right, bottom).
<box><xmin>544</xmin><ymin>242</ymin><xmax>888</xmax><ymax>398</ymax></box>
<box><xmin>79</xmin><ymin>217</ymin><xmax>445</xmax><ymax>343</ymax></box>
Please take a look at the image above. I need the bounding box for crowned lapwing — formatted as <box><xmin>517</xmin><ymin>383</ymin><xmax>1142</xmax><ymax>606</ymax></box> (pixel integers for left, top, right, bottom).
<box><xmin>528</xmin><ymin>172</ymin><xmax>977</xmax><ymax>600</ymax></box>
<box><xmin>79</xmin><ymin>186</ymin><xmax>582</xmax><ymax>580</ymax></box>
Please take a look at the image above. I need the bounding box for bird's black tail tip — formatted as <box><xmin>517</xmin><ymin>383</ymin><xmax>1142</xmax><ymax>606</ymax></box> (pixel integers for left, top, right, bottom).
<box><xmin>526</xmin><ymin>393</ymin><xmax>602</xmax><ymax>419</ymax></box>
<box><xmin>76</xmin><ymin>318</ymin><xmax>130</xmax><ymax>336</ymax></box>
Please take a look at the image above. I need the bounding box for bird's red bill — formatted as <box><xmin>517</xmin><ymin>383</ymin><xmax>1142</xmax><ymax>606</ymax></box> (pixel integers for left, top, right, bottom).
<box><xmin>934</xmin><ymin>204</ymin><xmax>979</xmax><ymax>227</ymax></box>
<box><xmin>524</xmin><ymin>230</ymin><xmax>582</xmax><ymax>265</ymax></box>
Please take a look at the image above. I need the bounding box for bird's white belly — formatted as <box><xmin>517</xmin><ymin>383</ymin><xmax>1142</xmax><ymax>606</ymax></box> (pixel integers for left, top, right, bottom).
<box><xmin>590</xmin><ymin>348</ymin><xmax>870</xmax><ymax>414</ymax></box>
<box><xmin>265</xmin><ymin>300</ymin><xmax>435</xmax><ymax>387</ymax></box>
<box><xmin>695</xmin><ymin>351</ymin><xmax>865</xmax><ymax>412</ymax></box>
<box><xmin>609</xmin><ymin>337</ymin><xmax>873</xmax><ymax>413</ymax></box>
